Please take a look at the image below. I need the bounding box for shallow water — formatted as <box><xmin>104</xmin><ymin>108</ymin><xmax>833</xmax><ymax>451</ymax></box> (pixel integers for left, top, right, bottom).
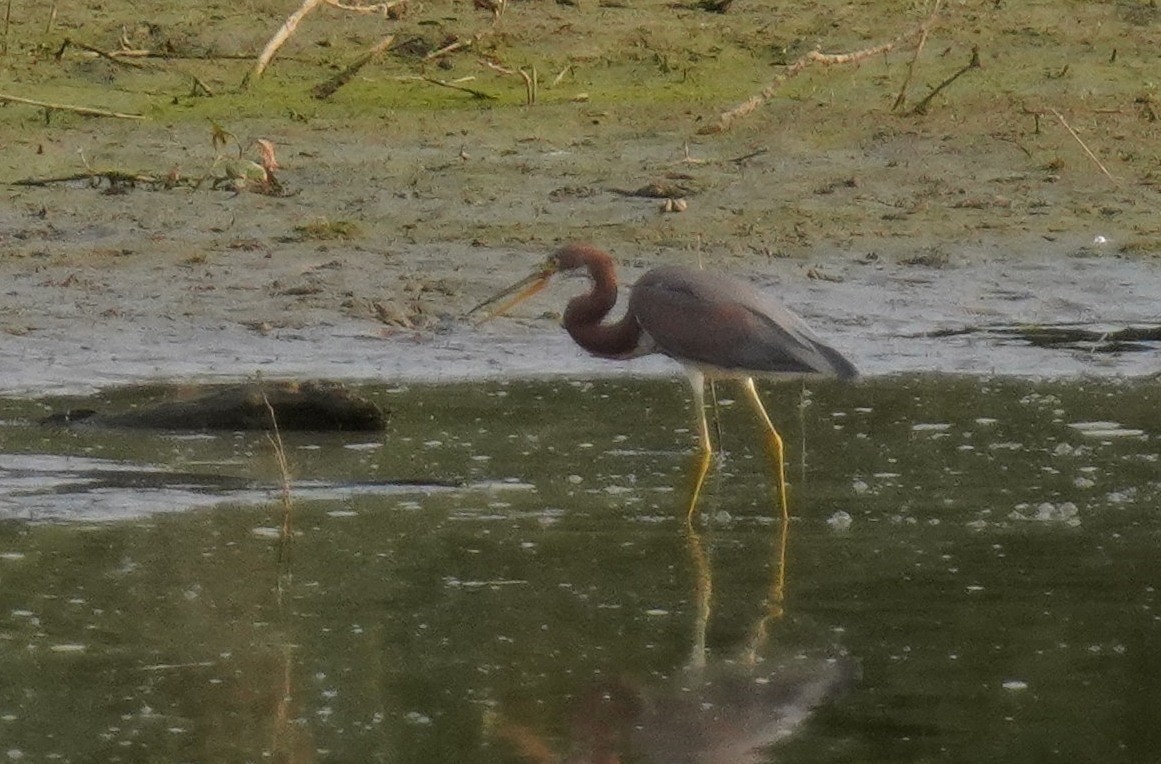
<box><xmin>0</xmin><ymin>375</ymin><xmax>1158</xmax><ymax>762</ymax></box>
<box><xmin>6</xmin><ymin>253</ymin><xmax>1161</xmax><ymax>398</ymax></box>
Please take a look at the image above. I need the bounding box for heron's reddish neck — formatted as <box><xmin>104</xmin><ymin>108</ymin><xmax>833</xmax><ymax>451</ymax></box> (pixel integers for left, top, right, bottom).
<box><xmin>562</xmin><ymin>252</ymin><xmax>642</xmax><ymax>358</ymax></box>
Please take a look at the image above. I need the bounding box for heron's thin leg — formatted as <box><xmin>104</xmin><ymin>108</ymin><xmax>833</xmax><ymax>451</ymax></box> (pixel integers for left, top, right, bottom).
<box><xmin>685</xmin><ymin>369</ymin><xmax>713</xmax><ymax>523</ymax></box>
<box><xmin>741</xmin><ymin>377</ymin><xmax>789</xmax><ymax>624</ymax></box>
<box><xmin>740</xmin><ymin>377</ymin><xmax>789</xmax><ymax>524</ymax></box>
<box><xmin>708</xmin><ymin>379</ymin><xmax>724</xmax><ymax>456</ymax></box>
<box><xmin>688</xmin><ymin>368</ymin><xmax>712</xmax><ymax>454</ymax></box>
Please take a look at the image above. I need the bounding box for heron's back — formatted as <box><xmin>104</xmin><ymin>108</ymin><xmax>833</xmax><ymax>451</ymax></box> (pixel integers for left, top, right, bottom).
<box><xmin>628</xmin><ymin>266</ymin><xmax>857</xmax><ymax>380</ymax></box>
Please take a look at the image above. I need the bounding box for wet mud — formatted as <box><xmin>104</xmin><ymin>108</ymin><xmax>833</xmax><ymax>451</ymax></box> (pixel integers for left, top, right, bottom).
<box><xmin>4</xmin><ymin>237</ymin><xmax>1161</xmax><ymax>396</ymax></box>
<box><xmin>2</xmin><ymin>1</ymin><xmax>1161</xmax><ymax>394</ymax></box>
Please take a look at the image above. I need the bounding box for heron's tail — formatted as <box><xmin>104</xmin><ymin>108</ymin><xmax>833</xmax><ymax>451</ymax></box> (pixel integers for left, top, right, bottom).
<box><xmin>815</xmin><ymin>342</ymin><xmax>858</xmax><ymax>381</ymax></box>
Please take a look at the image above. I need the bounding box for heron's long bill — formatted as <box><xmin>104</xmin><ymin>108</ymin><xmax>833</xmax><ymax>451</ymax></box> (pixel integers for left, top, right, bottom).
<box><xmin>468</xmin><ymin>269</ymin><xmax>554</xmax><ymax>321</ymax></box>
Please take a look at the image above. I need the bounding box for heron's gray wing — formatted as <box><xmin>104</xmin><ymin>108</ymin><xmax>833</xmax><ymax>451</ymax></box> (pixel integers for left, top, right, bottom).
<box><xmin>628</xmin><ymin>266</ymin><xmax>855</xmax><ymax>378</ymax></box>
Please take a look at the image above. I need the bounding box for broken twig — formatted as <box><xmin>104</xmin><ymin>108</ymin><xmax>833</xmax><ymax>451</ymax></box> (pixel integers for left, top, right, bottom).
<box><xmin>400</xmin><ymin>75</ymin><xmax>494</xmax><ymax>100</ymax></box>
<box><xmin>1048</xmin><ymin>107</ymin><xmax>1117</xmax><ymax>184</ymax></box>
<box><xmin>56</xmin><ymin>37</ymin><xmax>149</xmax><ymax>69</ymax></box>
<box><xmin>892</xmin><ymin>0</ymin><xmax>941</xmax><ymax>110</ymax></box>
<box><xmin>326</xmin><ymin>0</ymin><xmax>406</xmax><ymax>12</ymax></box>
<box><xmin>245</xmin><ymin>0</ymin><xmax>408</xmax><ymax>86</ymax></box>
<box><xmin>312</xmin><ymin>34</ymin><xmax>395</xmax><ymax>99</ymax></box>
<box><xmin>3</xmin><ymin>0</ymin><xmax>12</xmax><ymax>56</ymax></box>
<box><xmin>243</xmin><ymin>0</ymin><xmax>326</xmax><ymax>87</ymax></box>
<box><xmin>424</xmin><ymin>36</ymin><xmax>475</xmax><ymax>61</ymax></box>
<box><xmin>12</xmin><ymin>170</ymin><xmax>179</xmax><ymax>189</ymax></box>
<box><xmin>906</xmin><ymin>45</ymin><xmax>980</xmax><ymax>116</ymax></box>
<box><xmin>480</xmin><ymin>59</ymin><xmax>536</xmax><ymax>104</ymax></box>
<box><xmin>705</xmin><ymin>4</ymin><xmax>941</xmax><ymax>133</ymax></box>
<box><xmin>0</xmin><ymin>92</ymin><xmax>144</xmax><ymax>119</ymax></box>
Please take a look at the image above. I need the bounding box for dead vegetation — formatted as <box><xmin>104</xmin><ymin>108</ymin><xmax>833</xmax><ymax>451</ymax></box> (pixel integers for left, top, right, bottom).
<box><xmin>292</xmin><ymin>219</ymin><xmax>362</xmax><ymax>241</ymax></box>
<box><xmin>704</xmin><ymin>0</ymin><xmax>947</xmax><ymax>133</ymax></box>
<box><xmin>1</xmin><ymin>1</ymin><xmax>1153</xmax><ymax>163</ymax></box>
<box><xmin>1</xmin><ymin>0</ymin><xmax>1159</xmax><ymax>259</ymax></box>
<box><xmin>1</xmin><ymin>0</ymin><xmax>1143</xmax><ymax>137</ymax></box>
<box><xmin>13</xmin><ymin>124</ymin><xmax>287</xmax><ymax>195</ymax></box>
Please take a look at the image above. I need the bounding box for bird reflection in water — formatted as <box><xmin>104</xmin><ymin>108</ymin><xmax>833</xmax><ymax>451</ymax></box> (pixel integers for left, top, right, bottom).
<box><xmin>489</xmin><ymin>422</ymin><xmax>852</xmax><ymax>763</ymax></box>
<box><xmin>489</xmin><ymin>516</ymin><xmax>855</xmax><ymax>764</ymax></box>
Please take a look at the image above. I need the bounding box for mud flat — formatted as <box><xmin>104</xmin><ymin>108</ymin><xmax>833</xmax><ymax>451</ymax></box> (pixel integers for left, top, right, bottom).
<box><xmin>2</xmin><ymin>1</ymin><xmax>1159</xmax><ymax>394</ymax></box>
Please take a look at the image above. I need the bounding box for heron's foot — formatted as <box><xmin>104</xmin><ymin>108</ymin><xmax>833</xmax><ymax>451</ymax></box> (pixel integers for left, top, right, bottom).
<box><xmin>684</xmin><ymin>448</ymin><xmax>714</xmax><ymax>523</ymax></box>
<box><xmin>684</xmin><ymin>650</ymin><xmax>708</xmax><ymax>674</ymax></box>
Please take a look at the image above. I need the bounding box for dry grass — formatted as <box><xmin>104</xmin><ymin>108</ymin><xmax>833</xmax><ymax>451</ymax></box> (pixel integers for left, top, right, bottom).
<box><xmin>260</xmin><ymin>384</ymin><xmax>295</xmax><ymax>555</ymax></box>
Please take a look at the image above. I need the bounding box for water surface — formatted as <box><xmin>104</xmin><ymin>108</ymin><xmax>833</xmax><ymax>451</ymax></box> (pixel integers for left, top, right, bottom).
<box><xmin>0</xmin><ymin>375</ymin><xmax>1158</xmax><ymax>762</ymax></box>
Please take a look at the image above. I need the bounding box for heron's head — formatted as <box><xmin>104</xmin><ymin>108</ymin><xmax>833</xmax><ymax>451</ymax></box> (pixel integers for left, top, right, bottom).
<box><xmin>467</xmin><ymin>257</ymin><xmax>559</xmax><ymax>321</ymax></box>
<box><xmin>550</xmin><ymin>242</ymin><xmax>606</xmax><ymax>273</ymax></box>
<box><xmin>468</xmin><ymin>243</ymin><xmax>611</xmax><ymax>321</ymax></box>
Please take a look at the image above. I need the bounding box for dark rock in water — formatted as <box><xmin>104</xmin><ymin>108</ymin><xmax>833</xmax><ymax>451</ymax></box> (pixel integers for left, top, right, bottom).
<box><xmin>42</xmin><ymin>381</ymin><xmax>386</xmax><ymax>432</ymax></box>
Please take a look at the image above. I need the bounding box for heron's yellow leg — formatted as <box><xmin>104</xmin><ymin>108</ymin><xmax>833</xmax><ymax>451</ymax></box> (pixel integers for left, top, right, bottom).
<box><xmin>740</xmin><ymin>377</ymin><xmax>789</xmax><ymax>525</ymax></box>
<box><xmin>678</xmin><ymin>369</ymin><xmax>715</xmax><ymax>672</ymax></box>
<box><xmin>740</xmin><ymin>378</ymin><xmax>789</xmax><ymax>636</ymax></box>
<box><xmin>684</xmin><ymin>524</ymin><xmax>712</xmax><ymax>672</ymax></box>
<box><xmin>684</xmin><ymin>369</ymin><xmax>714</xmax><ymax>523</ymax></box>
<box><xmin>686</xmin><ymin>451</ymin><xmax>713</xmax><ymax>525</ymax></box>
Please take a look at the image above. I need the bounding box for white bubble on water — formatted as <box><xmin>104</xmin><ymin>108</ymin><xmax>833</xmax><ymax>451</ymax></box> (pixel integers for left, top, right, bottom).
<box><xmin>827</xmin><ymin>511</ymin><xmax>853</xmax><ymax>532</ymax></box>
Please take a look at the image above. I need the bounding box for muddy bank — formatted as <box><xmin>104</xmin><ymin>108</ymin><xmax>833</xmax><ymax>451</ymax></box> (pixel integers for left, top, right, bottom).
<box><xmin>3</xmin><ymin>117</ymin><xmax>1159</xmax><ymax>394</ymax></box>
<box><xmin>2</xmin><ymin>2</ymin><xmax>1160</xmax><ymax>395</ymax></box>
<box><xmin>5</xmin><ymin>241</ymin><xmax>1161</xmax><ymax>397</ymax></box>
<box><xmin>3</xmin><ymin>119</ymin><xmax>1158</xmax><ymax>396</ymax></box>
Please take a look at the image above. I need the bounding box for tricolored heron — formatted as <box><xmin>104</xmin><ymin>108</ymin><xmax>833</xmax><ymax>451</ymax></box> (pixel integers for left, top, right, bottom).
<box><xmin>470</xmin><ymin>242</ymin><xmax>857</xmax><ymax>520</ymax></box>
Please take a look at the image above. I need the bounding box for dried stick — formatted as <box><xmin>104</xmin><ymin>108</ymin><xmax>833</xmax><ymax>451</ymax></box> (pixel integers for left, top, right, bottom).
<box><xmin>893</xmin><ymin>0</ymin><xmax>941</xmax><ymax>110</ymax></box>
<box><xmin>190</xmin><ymin>74</ymin><xmax>214</xmax><ymax>96</ymax></box>
<box><xmin>57</xmin><ymin>38</ymin><xmax>215</xmax><ymax>99</ymax></box>
<box><xmin>0</xmin><ymin>91</ymin><xmax>145</xmax><ymax>119</ymax></box>
<box><xmin>480</xmin><ymin>59</ymin><xmax>536</xmax><ymax>104</ymax></box>
<box><xmin>704</xmin><ymin>6</ymin><xmax>940</xmax><ymax>133</ymax></box>
<box><xmin>243</xmin><ymin>0</ymin><xmax>326</xmax><ymax>87</ymax></box>
<box><xmin>325</xmin><ymin>0</ymin><xmax>406</xmax><ymax>12</ymax></box>
<box><xmin>400</xmin><ymin>75</ymin><xmax>494</xmax><ymax>99</ymax></box>
<box><xmin>906</xmin><ymin>45</ymin><xmax>979</xmax><ymax>116</ymax></box>
<box><xmin>312</xmin><ymin>33</ymin><xmax>395</xmax><ymax>99</ymax></box>
<box><xmin>551</xmin><ymin>64</ymin><xmax>571</xmax><ymax>87</ymax></box>
<box><xmin>245</xmin><ymin>0</ymin><xmax>407</xmax><ymax>87</ymax></box>
<box><xmin>3</xmin><ymin>0</ymin><xmax>12</xmax><ymax>56</ymax></box>
<box><xmin>424</xmin><ymin>36</ymin><xmax>475</xmax><ymax>61</ymax></box>
<box><xmin>13</xmin><ymin>170</ymin><xmax>164</xmax><ymax>187</ymax></box>
<box><xmin>57</xmin><ymin>37</ymin><xmax>149</xmax><ymax>69</ymax></box>
<box><xmin>1049</xmin><ymin>107</ymin><xmax>1117</xmax><ymax>184</ymax></box>
<box><xmin>111</xmin><ymin>50</ymin><xmax>255</xmax><ymax>60</ymax></box>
